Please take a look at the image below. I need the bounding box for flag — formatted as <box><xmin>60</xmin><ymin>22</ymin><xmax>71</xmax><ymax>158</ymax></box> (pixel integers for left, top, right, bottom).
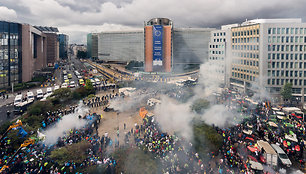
<box><xmin>18</xmin><ymin>127</ymin><xmax>28</xmax><ymax>138</ymax></box>
<box><xmin>100</xmin><ymin>114</ymin><xmax>103</xmax><ymax>119</ymax></box>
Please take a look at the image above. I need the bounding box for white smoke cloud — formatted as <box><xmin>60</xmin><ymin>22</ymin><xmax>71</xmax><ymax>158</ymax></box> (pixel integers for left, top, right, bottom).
<box><xmin>195</xmin><ymin>62</ymin><xmax>224</xmax><ymax>98</ymax></box>
<box><xmin>200</xmin><ymin>104</ymin><xmax>236</xmax><ymax>127</ymax></box>
<box><xmin>154</xmin><ymin>62</ymin><xmax>236</xmax><ymax>140</ymax></box>
<box><xmin>42</xmin><ymin>101</ymin><xmax>90</xmax><ymax>145</ymax></box>
<box><xmin>154</xmin><ymin>96</ymin><xmax>194</xmax><ymax>140</ymax></box>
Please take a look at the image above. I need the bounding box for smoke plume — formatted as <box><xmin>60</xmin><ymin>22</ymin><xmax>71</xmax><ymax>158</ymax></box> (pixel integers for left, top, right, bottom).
<box><xmin>42</xmin><ymin>101</ymin><xmax>90</xmax><ymax>145</ymax></box>
<box><xmin>154</xmin><ymin>96</ymin><xmax>194</xmax><ymax>141</ymax></box>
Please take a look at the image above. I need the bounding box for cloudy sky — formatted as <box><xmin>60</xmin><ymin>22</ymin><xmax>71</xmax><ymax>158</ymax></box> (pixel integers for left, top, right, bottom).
<box><xmin>1</xmin><ymin>0</ymin><xmax>306</xmax><ymax>43</ymax></box>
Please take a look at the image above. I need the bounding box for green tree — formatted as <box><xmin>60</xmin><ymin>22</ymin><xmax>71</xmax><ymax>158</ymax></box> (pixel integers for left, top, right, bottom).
<box><xmin>281</xmin><ymin>83</ymin><xmax>292</xmax><ymax>102</ymax></box>
<box><xmin>113</xmin><ymin>147</ymin><xmax>158</xmax><ymax>174</ymax></box>
<box><xmin>51</xmin><ymin>88</ymin><xmax>72</xmax><ymax>104</ymax></box>
<box><xmin>49</xmin><ymin>141</ymin><xmax>90</xmax><ymax>165</ymax></box>
<box><xmin>85</xmin><ymin>79</ymin><xmax>95</xmax><ymax>94</ymax></box>
<box><xmin>28</xmin><ymin>101</ymin><xmax>53</xmax><ymax>116</ymax></box>
<box><xmin>191</xmin><ymin>98</ymin><xmax>210</xmax><ymax>114</ymax></box>
<box><xmin>193</xmin><ymin>122</ymin><xmax>223</xmax><ymax>158</ymax></box>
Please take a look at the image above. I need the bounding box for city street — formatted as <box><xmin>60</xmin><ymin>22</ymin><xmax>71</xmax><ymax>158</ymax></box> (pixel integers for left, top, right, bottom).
<box><xmin>0</xmin><ymin>56</ymin><xmax>86</xmax><ymax>126</ymax></box>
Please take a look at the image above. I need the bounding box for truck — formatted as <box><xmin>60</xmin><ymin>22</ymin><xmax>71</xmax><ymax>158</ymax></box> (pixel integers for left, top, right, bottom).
<box><xmin>257</xmin><ymin>140</ymin><xmax>278</xmax><ymax>166</ymax></box>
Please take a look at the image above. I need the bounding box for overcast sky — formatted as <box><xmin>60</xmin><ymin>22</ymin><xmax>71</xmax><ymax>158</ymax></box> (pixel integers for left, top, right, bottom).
<box><xmin>1</xmin><ymin>0</ymin><xmax>306</xmax><ymax>43</ymax></box>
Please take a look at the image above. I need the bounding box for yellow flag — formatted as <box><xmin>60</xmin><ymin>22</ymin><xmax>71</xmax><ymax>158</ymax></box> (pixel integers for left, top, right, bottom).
<box><xmin>100</xmin><ymin>114</ymin><xmax>103</xmax><ymax>119</ymax></box>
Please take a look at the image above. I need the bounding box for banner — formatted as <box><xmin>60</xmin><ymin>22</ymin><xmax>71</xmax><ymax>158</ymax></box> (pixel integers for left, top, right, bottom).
<box><xmin>18</xmin><ymin>127</ymin><xmax>28</xmax><ymax>138</ymax></box>
<box><xmin>153</xmin><ymin>25</ymin><xmax>163</xmax><ymax>66</ymax></box>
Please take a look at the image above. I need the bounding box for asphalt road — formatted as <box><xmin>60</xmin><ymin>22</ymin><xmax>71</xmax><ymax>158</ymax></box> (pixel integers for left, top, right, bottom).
<box><xmin>0</xmin><ymin>104</ymin><xmax>16</xmax><ymax>126</ymax></box>
<box><xmin>0</xmin><ymin>57</ymin><xmax>86</xmax><ymax>126</ymax></box>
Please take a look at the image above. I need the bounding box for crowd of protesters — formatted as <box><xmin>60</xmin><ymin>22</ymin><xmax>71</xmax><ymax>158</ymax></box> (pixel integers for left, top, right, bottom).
<box><xmin>0</xmin><ymin>109</ymin><xmax>117</xmax><ymax>174</ymax></box>
<box><xmin>114</xmin><ymin>88</ymin><xmax>306</xmax><ymax>174</ymax></box>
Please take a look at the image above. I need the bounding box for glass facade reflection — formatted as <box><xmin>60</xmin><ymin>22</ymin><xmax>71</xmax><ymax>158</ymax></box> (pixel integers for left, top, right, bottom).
<box><xmin>98</xmin><ymin>31</ymin><xmax>144</xmax><ymax>62</ymax></box>
<box><xmin>58</xmin><ymin>34</ymin><xmax>69</xmax><ymax>59</ymax></box>
<box><xmin>0</xmin><ymin>21</ymin><xmax>22</xmax><ymax>88</ymax></box>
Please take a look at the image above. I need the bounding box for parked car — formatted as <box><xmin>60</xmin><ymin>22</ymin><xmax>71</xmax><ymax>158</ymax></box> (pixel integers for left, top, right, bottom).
<box><xmin>69</xmin><ymin>81</ymin><xmax>75</xmax><ymax>88</ymax></box>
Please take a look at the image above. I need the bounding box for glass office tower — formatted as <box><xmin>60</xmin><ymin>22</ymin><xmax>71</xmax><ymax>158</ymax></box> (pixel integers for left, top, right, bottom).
<box><xmin>0</xmin><ymin>21</ymin><xmax>22</xmax><ymax>88</ymax></box>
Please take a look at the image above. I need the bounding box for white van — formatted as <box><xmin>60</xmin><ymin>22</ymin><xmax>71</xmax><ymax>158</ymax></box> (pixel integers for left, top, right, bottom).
<box><xmin>14</xmin><ymin>94</ymin><xmax>22</xmax><ymax>107</ymax></box>
<box><xmin>95</xmin><ymin>78</ymin><xmax>101</xmax><ymax>85</ymax></box>
<box><xmin>271</xmin><ymin>144</ymin><xmax>292</xmax><ymax>167</ymax></box>
<box><xmin>46</xmin><ymin>87</ymin><xmax>52</xmax><ymax>95</ymax></box>
<box><xmin>37</xmin><ymin>89</ymin><xmax>43</xmax><ymax>99</ymax></box>
<box><xmin>27</xmin><ymin>91</ymin><xmax>35</xmax><ymax>102</ymax></box>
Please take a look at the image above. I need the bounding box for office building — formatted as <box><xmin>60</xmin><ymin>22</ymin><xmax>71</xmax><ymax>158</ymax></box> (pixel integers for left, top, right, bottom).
<box><xmin>58</xmin><ymin>34</ymin><xmax>69</xmax><ymax>59</ymax></box>
<box><xmin>87</xmin><ymin>33</ymin><xmax>98</xmax><ymax>59</ymax></box>
<box><xmin>46</xmin><ymin>33</ymin><xmax>59</xmax><ymax>66</ymax></box>
<box><xmin>0</xmin><ymin>21</ymin><xmax>22</xmax><ymax>88</ymax></box>
<box><xmin>173</xmin><ymin>28</ymin><xmax>214</xmax><ymax>67</ymax></box>
<box><xmin>229</xmin><ymin>18</ymin><xmax>306</xmax><ymax>103</ymax></box>
<box><xmin>34</xmin><ymin>26</ymin><xmax>61</xmax><ymax>66</ymax></box>
<box><xmin>208</xmin><ymin>24</ymin><xmax>237</xmax><ymax>86</ymax></box>
<box><xmin>97</xmin><ymin>30</ymin><xmax>144</xmax><ymax>62</ymax></box>
<box><xmin>208</xmin><ymin>30</ymin><xmax>227</xmax><ymax>85</ymax></box>
<box><xmin>94</xmin><ymin>18</ymin><xmax>214</xmax><ymax>73</ymax></box>
<box><xmin>71</xmin><ymin>44</ymin><xmax>87</xmax><ymax>56</ymax></box>
<box><xmin>144</xmin><ymin>18</ymin><xmax>173</xmax><ymax>72</ymax></box>
<box><xmin>21</xmin><ymin>24</ymin><xmax>47</xmax><ymax>82</ymax></box>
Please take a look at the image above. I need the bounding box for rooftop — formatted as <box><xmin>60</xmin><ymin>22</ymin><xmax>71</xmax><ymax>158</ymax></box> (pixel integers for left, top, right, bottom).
<box><xmin>34</xmin><ymin>26</ymin><xmax>59</xmax><ymax>33</ymax></box>
<box><xmin>242</xmin><ymin>18</ymin><xmax>302</xmax><ymax>25</ymax></box>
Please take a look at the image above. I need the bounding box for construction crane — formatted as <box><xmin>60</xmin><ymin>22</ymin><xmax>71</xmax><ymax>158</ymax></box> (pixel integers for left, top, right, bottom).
<box><xmin>0</xmin><ymin>120</ymin><xmax>22</xmax><ymax>143</ymax></box>
<box><xmin>0</xmin><ymin>138</ymin><xmax>35</xmax><ymax>173</ymax></box>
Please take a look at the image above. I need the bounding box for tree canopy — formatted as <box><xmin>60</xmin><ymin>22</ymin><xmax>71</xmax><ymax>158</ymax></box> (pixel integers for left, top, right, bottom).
<box><xmin>281</xmin><ymin>83</ymin><xmax>292</xmax><ymax>102</ymax></box>
<box><xmin>191</xmin><ymin>98</ymin><xmax>210</xmax><ymax>114</ymax></box>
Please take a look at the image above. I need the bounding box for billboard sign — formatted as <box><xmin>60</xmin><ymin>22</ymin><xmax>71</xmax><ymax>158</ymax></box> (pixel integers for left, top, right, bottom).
<box><xmin>153</xmin><ymin>25</ymin><xmax>163</xmax><ymax>66</ymax></box>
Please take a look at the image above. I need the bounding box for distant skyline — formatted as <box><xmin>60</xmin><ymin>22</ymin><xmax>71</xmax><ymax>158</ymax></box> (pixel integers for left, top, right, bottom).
<box><xmin>1</xmin><ymin>0</ymin><xmax>306</xmax><ymax>43</ymax></box>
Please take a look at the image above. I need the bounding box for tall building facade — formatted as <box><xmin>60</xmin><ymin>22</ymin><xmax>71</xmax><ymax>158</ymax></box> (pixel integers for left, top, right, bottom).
<box><xmin>0</xmin><ymin>21</ymin><xmax>22</xmax><ymax>88</ymax></box>
<box><xmin>87</xmin><ymin>33</ymin><xmax>98</xmax><ymax>59</ymax></box>
<box><xmin>58</xmin><ymin>34</ymin><xmax>69</xmax><ymax>59</ymax></box>
<box><xmin>208</xmin><ymin>29</ymin><xmax>227</xmax><ymax>85</ymax></box>
<box><xmin>93</xmin><ymin>18</ymin><xmax>214</xmax><ymax>73</ymax></box>
<box><xmin>144</xmin><ymin>18</ymin><xmax>173</xmax><ymax>72</ymax></box>
<box><xmin>97</xmin><ymin>30</ymin><xmax>144</xmax><ymax>62</ymax></box>
<box><xmin>173</xmin><ymin>28</ymin><xmax>214</xmax><ymax>65</ymax></box>
<box><xmin>21</xmin><ymin>24</ymin><xmax>47</xmax><ymax>82</ymax></box>
<box><xmin>34</xmin><ymin>26</ymin><xmax>60</xmax><ymax>66</ymax></box>
<box><xmin>45</xmin><ymin>33</ymin><xmax>59</xmax><ymax>66</ymax></box>
<box><xmin>229</xmin><ymin>19</ymin><xmax>306</xmax><ymax>103</ymax></box>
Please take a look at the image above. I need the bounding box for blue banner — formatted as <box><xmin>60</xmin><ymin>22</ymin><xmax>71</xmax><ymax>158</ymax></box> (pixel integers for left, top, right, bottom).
<box><xmin>153</xmin><ymin>25</ymin><xmax>163</xmax><ymax>66</ymax></box>
<box><xmin>18</xmin><ymin>127</ymin><xmax>28</xmax><ymax>138</ymax></box>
